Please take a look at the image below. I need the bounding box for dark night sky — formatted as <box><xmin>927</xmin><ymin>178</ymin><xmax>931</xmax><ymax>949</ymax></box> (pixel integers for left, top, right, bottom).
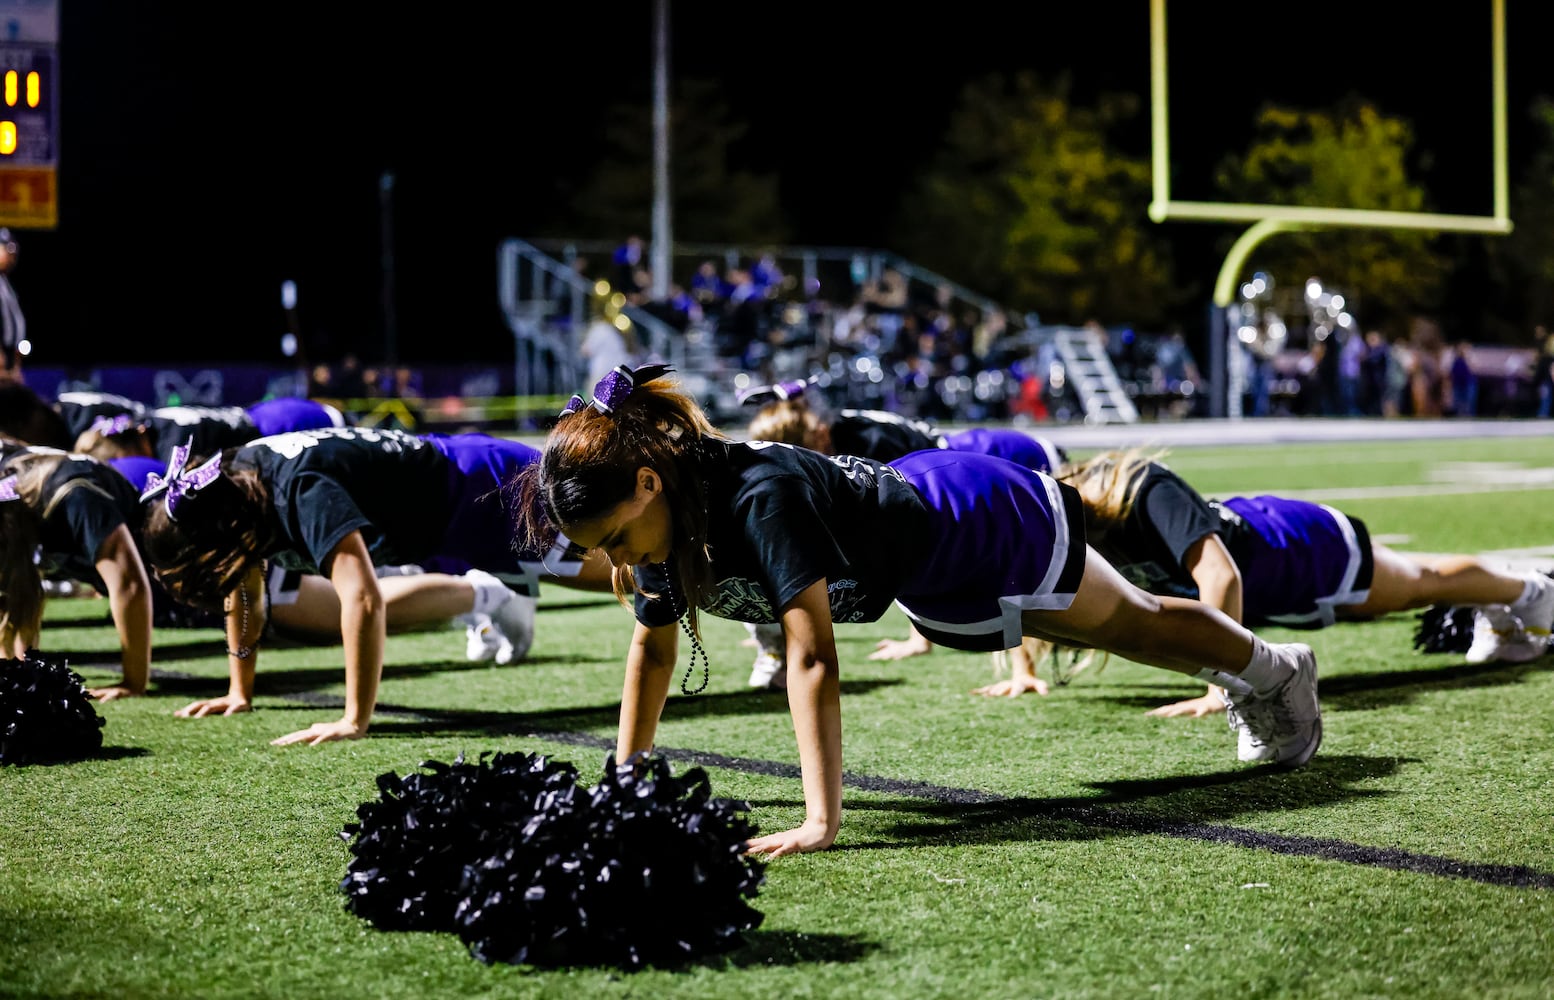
<box><xmin>21</xmin><ymin>1</ymin><xmax>1554</xmax><ymax>368</ymax></box>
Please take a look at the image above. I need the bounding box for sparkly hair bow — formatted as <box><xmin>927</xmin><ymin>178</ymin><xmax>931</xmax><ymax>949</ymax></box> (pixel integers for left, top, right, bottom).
<box><xmin>139</xmin><ymin>436</ymin><xmax>223</xmax><ymax>519</ymax></box>
<box><xmin>735</xmin><ymin>376</ymin><xmax>815</xmax><ymax>407</ymax></box>
<box><xmin>0</xmin><ymin>474</ymin><xmax>18</xmax><ymax>503</ymax></box>
<box><xmin>89</xmin><ymin>413</ymin><xmax>135</xmax><ymax>436</ymax></box>
<box><xmin>559</xmin><ymin>363</ymin><xmax>676</xmax><ymax>418</ymax></box>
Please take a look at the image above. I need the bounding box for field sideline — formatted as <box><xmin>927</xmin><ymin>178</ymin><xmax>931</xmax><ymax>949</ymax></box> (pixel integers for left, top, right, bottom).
<box><xmin>4</xmin><ymin>427</ymin><xmax>1554</xmax><ymax>998</ymax></box>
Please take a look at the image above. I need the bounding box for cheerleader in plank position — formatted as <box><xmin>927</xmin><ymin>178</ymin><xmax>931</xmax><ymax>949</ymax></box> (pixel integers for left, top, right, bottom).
<box><xmin>140</xmin><ymin>426</ymin><xmax>610</xmax><ymax>746</ymax></box>
<box><xmin>516</xmin><ymin>365</ymin><xmax>1323</xmax><ymax>858</ymax></box>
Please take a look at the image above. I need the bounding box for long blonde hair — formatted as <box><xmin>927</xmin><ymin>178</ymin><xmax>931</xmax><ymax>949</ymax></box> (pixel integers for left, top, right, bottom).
<box><xmin>1058</xmin><ymin>446</ymin><xmax>1172</xmax><ymax>534</ymax></box>
<box><xmin>1004</xmin><ymin>447</ymin><xmax>1172</xmax><ymax>684</ymax></box>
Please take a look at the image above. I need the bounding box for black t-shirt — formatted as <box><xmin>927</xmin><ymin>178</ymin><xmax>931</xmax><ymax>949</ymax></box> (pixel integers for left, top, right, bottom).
<box><xmin>147</xmin><ymin>406</ymin><xmax>259</xmax><ymax>463</ymax></box>
<box><xmin>825</xmin><ymin>410</ymin><xmax>941</xmax><ymax>462</ymax></box>
<box><xmin>231</xmin><ymin>427</ymin><xmax>453</xmax><ymax>574</ymax></box>
<box><xmin>1086</xmin><ymin>463</ymin><xmax>1222</xmax><ymax>601</ymax></box>
<box><xmin>55</xmin><ymin>391</ymin><xmax>148</xmax><ymax>440</ymax></box>
<box><xmin>3</xmin><ymin>448</ymin><xmax>145</xmax><ymax>589</ymax></box>
<box><xmin>630</xmin><ymin>439</ymin><xmax>931</xmax><ymax>628</ymax></box>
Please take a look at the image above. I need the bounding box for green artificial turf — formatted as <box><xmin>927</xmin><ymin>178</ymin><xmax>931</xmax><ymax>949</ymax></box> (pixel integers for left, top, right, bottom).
<box><xmin>3</xmin><ymin>435</ymin><xmax>1554</xmax><ymax>998</ymax></box>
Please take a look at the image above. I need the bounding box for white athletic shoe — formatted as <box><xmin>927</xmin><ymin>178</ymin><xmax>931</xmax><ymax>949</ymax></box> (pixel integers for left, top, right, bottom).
<box><xmin>1464</xmin><ymin>605</ymin><xmax>1547</xmax><ymax>664</ymax></box>
<box><xmin>464</xmin><ymin>615</ymin><xmax>509</xmax><ymax>663</ymax></box>
<box><xmin>1510</xmin><ymin>574</ymin><xmax>1554</xmax><ymax>642</ymax></box>
<box><xmin>1222</xmin><ymin>643</ymin><xmax>1322</xmax><ymax>767</ymax></box>
<box><xmin>747</xmin><ymin>652</ymin><xmax>787</xmax><ymax>690</ymax></box>
<box><xmin>487</xmin><ymin>592</ymin><xmax>537</xmax><ymax>666</ymax></box>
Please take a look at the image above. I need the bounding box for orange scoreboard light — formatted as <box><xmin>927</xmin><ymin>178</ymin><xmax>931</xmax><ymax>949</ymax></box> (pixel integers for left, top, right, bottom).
<box><xmin>0</xmin><ymin>43</ymin><xmax>57</xmax><ymax>229</ymax></box>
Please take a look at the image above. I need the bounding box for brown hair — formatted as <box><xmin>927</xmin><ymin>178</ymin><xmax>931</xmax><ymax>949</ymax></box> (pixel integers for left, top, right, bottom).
<box><xmin>73</xmin><ymin>423</ymin><xmax>154</xmax><ymax>461</ymax></box>
<box><xmin>141</xmin><ymin>449</ymin><xmax>277</xmax><ymax>611</ymax></box>
<box><xmin>513</xmin><ymin>372</ymin><xmax>723</xmax><ymax>635</ymax></box>
<box><xmin>746</xmin><ymin>398</ymin><xmax>827</xmax><ymax>451</ymax></box>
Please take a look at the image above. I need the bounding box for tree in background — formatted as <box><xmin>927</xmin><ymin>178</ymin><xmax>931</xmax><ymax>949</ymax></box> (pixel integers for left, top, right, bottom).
<box><xmin>1213</xmin><ymin>100</ymin><xmax>1446</xmax><ymax>335</ymax></box>
<box><xmin>567</xmin><ymin>79</ymin><xmax>791</xmax><ymax>247</ymax></box>
<box><xmin>1485</xmin><ymin>96</ymin><xmax>1554</xmax><ymax>341</ymax></box>
<box><xmin>891</xmin><ymin>72</ymin><xmax>1184</xmax><ymax>328</ymax></box>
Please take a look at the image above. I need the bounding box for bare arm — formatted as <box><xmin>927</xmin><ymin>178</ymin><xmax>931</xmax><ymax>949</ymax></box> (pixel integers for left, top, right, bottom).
<box><xmin>745</xmin><ymin>580</ymin><xmax>842</xmax><ymax>858</ymax></box>
<box><xmin>271</xmin><ymin>532</ymin><xmax>382</xmax><ymax>746</ymax></box>
<box><xmin>175</xmin><ymin>564</ymin><xmax>266</xmax><ymax>718</ymax></box>
<box><xmin>616</xmin><ymin>620</ymin><xmax>678</xmax><ymax>763</ymax></box>
<box><xmin>1145</xmin><ymin>533</ymin><xmax>1242</xmax><ymax>718</ymax></box>
<box><xmin>86</xmin><ymin>524</ymin><xmax>154</xmax><ymax>701</ymax></box>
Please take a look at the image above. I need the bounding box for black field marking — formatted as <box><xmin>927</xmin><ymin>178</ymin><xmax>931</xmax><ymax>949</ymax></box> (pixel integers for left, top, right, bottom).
<box><xmin>150</xmin><ymin>671</ymin><xmax>1554</xmax><ymax>889</ymax></box>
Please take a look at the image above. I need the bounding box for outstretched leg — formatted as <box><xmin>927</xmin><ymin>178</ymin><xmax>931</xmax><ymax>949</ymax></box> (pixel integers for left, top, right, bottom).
<box><xmin>1022</xmin><ymin>547</ymin><xmax>1321</xmax><ymax>767</ymax></box>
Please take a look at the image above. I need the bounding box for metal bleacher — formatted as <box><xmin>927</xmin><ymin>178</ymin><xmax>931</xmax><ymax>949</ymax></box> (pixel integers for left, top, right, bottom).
<box><xmin>496</xmin><ymin>237</ymin><xmax>1141</xmax><ymax>428</ymax></box>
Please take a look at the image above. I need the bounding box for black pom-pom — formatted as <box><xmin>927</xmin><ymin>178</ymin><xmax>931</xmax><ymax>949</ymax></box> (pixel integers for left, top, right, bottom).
<box><xmin>341</xmin><ymin>752</ymin><xmax>766</xmax><ymax>970</ymax></box>
<box><xmin>339</xmin><ymin>751</ymin><xmax>582</xmax><ymax>932</ymax></box>
<box><xmin>1413</xmin><ymin>604</ymin><xmax>1475</xmax><ymax>654</ymax></box>
<box><xmin>0</xmin><ymin>651</ymin><xmax>107</xmax><ymax>765</ymax></box>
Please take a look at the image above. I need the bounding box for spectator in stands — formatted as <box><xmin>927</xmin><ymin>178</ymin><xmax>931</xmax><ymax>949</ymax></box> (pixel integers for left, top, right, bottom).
<box><xmin>689</xmin><ymin>258</ymin><xmax>727</xmax><ymax>311</ymax></box>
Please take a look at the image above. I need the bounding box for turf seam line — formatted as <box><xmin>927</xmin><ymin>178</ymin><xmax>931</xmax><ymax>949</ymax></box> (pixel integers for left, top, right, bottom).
<box><xmin>146</xmin><ymin>669</ymin><xmax>1554</xmax><ymax>890</ymax></box>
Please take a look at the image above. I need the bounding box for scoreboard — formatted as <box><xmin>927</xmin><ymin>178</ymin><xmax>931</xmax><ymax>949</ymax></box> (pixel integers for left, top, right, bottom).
<box><xmin>0</xmin><ymin>6</ymin><xmax>57</xmax><ymax>230</ymax></box>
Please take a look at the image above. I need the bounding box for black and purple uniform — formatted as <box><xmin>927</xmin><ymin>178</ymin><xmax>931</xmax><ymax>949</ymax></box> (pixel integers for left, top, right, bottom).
<box><xmin>1086</xmin><ymin>462</ymin><xmax>1372</xmax><ymax>629</ymax></box>
<box><xmin>55</xmin><ymin>391</ymin><xmax>148</xmax><ymax>440</ymax></box>
<box><xmin>629</xmin><ymin>440</ymin><xmax>1086</xmax><ymax>653</ymax></box>
<box><xmin>1</xmin><ymin>447</ymin><xmax>144</xmax><ymax>592</ymax></box>
<box><xmin>825</xmin><ymin>409</ymin><xmax>1065</xmax><ymax>473</ymax></box>
<box><xmin>229</xmin><ymin>427</ymin><xmax>572</xmax><ymax>597</ymax></box>
<box><xmin>146</xmin><ymin>399</ymin><xmax>342</xmax><ymax>464</ymax></box>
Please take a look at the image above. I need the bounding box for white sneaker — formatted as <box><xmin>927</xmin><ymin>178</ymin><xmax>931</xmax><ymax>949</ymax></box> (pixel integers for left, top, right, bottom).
<box><xmin>747</xmin><ymin>652</ymin><xmax>786</xmax><ymax>690</ymax></box>
<box><xmin>486</xmin><ymin>592</ymin><xmax>536</xmax><ymax>665</ymax></box>
<box><xmin>464</xmin><ymin>615</ymin><xmax>510</xmax><ymax>663</ymax></box>
<box><xmin>1223</xmin><ymin>643</ymin><xmax>1322</xmax><ymax>767</ymax></box>
<box><xmin>1464</xmin><ymin>605</ymin><xmax>1547</xmax><ymax>664</ymax></box>
<box><xmin>1511</xmin><ymin>573</ymin><xmax>1554</xmax><ymax>641</ymax></box>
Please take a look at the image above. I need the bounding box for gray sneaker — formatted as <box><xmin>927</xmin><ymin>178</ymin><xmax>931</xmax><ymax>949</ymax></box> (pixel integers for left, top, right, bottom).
<box><xmin>1223</xmin><ymin>643</ymin><xmax>1322</xmax><ymax>767</ymax></box>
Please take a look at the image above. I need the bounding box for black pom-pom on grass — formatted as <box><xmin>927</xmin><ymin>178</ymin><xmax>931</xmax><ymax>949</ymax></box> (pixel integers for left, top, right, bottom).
<box><xmin>0</xmin><ymin>651</ymin><xmax>107</xmax><ymax>765</ymax></box>
<box><xmin>1413</xmin><ymin>605</ymin><xmax>1475</xmax><ymax>654</ymax></box>
<box><xmin>341</xmin><ymin>751</ymin><xmax>766</xmax><ymax>970</ymax></box>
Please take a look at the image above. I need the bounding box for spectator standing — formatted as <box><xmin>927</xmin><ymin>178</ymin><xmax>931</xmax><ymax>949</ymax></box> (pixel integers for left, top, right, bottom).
<box><xmin>1534</xmin><ymin>325</ymin><xmax>1554</xmax><ymax>419</ymax></box>
<box><xmin>1447</xmin><ymin>341</ymin><xmax>1479</xmax><ymax>418</ymax></box>
<box><xmin>1338</xmin><ymin>327</ymin><xmax>1366</xmax><ymax>416</ymax></box>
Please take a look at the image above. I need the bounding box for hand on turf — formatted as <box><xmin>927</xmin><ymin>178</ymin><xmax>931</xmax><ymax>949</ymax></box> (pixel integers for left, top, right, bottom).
<box><xmin>1145</xmin><ymin>688</ymin><xmax>1228</xmax><ymax>718</ymax></box>
<box><xmin>88</xmin><ymin>684</ymin><xmax>144</xmax><ymax>702</ymax></box>
<box><xmin>970</xmin><ymin>675</ymin><xmax>1050</xmax><ymax>698</ymax></box>
<box><xmin>175</xmin><ymin>695</ymin><xmax>252</xmax><ymax>718</ymax></box>
<box><xmin>744</xmin><ymin>818</ymin><xmax>836</xmax><ymax>859</ymax></box>
<box><xmin>270</xmin><ymin>718</ymin><xmax>367</xmax><ymax>747</ymax></box>
<box><xmin>867</xmin><ymin>635</ymin><xmax>932</xmax><ymax>662</ymax></box>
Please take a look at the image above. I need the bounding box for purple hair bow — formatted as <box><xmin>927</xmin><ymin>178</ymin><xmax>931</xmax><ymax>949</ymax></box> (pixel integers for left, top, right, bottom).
<box><xmin>139</xmin><ymin>436</ymin><xmax>223</xmax><ymax>519</ymax></box>
<box><xmin>559</xmin><ymin>363</ymin><xmax>676</xmax><ymax>418</ymax></box>
<box><xmin>735</xmin><ymin>376</ymin><xmax>814</xmax><ymax>407</ymax></box>
<box><xmin>89</xmin><ymin>413</ymin><xmax>135</xmax><ymax>436</ymax></box>
<box><xmin>0</xmin><ymin>474</ymin><xmax>18</xmax><ymax>503</ymax></box>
